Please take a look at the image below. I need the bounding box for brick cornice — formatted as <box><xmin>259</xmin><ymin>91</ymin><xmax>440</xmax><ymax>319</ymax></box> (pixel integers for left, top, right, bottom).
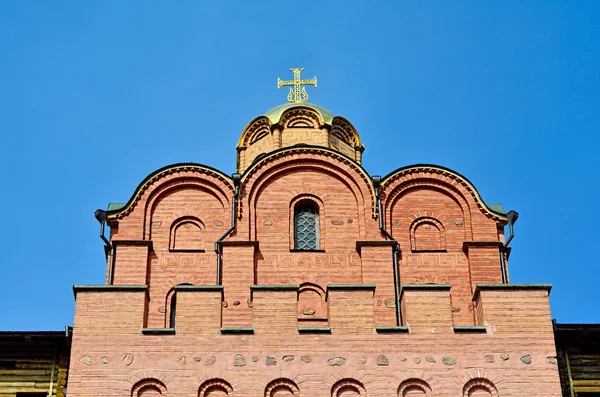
<box><xmin>72</xmin><ymin>284</ymin><xmax>147</xmax><ymax>298</ymax></box>
<box><xmin>472</xmin><ymin>284</ymin><xmax>552</xmax><ymax>301</ymax></box>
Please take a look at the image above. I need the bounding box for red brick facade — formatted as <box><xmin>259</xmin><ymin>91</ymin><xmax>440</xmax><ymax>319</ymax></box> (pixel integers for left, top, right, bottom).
<box><xmin>69</xmin><ymin>104</ymin><xmax>562</xmax><ymax>396</ymax></box>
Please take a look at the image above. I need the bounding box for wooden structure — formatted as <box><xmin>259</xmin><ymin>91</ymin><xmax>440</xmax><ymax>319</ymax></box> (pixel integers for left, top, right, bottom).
<box><xmin>556</xmin><ymin>323</ymin><xmax>600</xmax><ymax>397</ymax></box>
<box><xmin>0</xmin><ymin>331</ymin><xmax>70</xmax><ymax>397</ymax></box>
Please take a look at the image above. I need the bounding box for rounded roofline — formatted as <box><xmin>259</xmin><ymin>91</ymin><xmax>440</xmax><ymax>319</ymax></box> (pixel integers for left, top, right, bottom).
<box><xmin>381</xmin><ymin>164</ymin><xmax>507</xmax><ymax>220</ymax></box>
<box><xmin>104</xmin><ymin>163</ymin><xmax>234</xmax><ymax>219</ymax></box>
<box><xmin>264</xmin><ymin>102</ymin><xmax>334</xmax><ymax>125</ymax></box>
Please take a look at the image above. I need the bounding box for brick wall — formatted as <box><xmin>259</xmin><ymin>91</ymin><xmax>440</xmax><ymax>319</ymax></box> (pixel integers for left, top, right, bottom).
<box><xmin>74</xmin><ymin>108</ymin><xmax>560</xmax><ymax>397</ymax></box>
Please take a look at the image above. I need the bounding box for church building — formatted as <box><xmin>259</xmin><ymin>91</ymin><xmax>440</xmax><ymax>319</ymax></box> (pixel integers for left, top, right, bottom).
<box><xmin>68</xmin><ymin>69</ymin><xmax>563</xmax><ymax>397</ymax></box>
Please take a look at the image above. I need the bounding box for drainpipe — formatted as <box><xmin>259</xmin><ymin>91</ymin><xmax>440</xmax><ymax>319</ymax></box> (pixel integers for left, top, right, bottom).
<box><xmin>94</xmin><ymin>209</ymin><xmax>115</xmax><ymax>285</ymax></box>
<box><xmin>500</xmin><ymin>210</ymin><xmax>519</xmax><ymax>284</ymax></box>
<box><xmin>372</xmin><ymin>176</ymin><xmax>402</xmax><ymax>326</ymax></box>
<box><xmin>214</xmin><ymin>173</ymin><xmax>242</xmax><ymax>285</ymax></box>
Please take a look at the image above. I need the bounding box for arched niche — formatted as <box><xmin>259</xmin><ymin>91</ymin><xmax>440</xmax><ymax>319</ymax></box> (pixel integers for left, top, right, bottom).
<box><xmin>199</xmin><ymin>379</ymin><xmax>233</xmax><ymax>397</ymax></box>
<box><xmin>298</xmin><ymin>283</ymin><xmax>327</xmax><ymax>320</ymax></box>
<box><xmin>397</xmin><ymin>379</ymin><xmax>432</xmax><ymax>397</ymax></box>
<box><xmin>265</xmin><ymin>378</ymin><xmax>299</xmax><ymax>397</ymax></box>
<box><xmin>164</xmin><ymin>283</ymin><xmax>193</xmax><ymax>328</ymax></box>
<box><xmin>410</xmin><ymin>217</ymin><xmax>446</xmax><ymax>251</ymax></box>
<box><xmin>462</xmin><ymin>378</ymin><xmax>498</xmax><ymax>397</ymax></box>
<box><xmin>169</xmin><ymin>216</ymin><xmax>205</xmax><ymax>251</ymax></box>
<box><xmin>331</xmin><ymin>379</ymin><xmax>366</xmax><ymax>397</ymax></box>
<box><xmin>131</xmin><ymin>379</ymin><xmax>167</xmax><ymax>397</ymax></box>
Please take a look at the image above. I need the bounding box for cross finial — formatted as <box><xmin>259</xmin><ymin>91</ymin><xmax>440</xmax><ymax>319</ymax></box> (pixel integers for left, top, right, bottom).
<box><xmin>277</xmin><ymin>68</ymin><xmax>317</xmax><ymax>103</ymax></box>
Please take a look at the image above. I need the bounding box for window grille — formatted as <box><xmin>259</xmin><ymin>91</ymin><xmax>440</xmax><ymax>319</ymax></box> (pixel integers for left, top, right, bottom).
<box><xmin>294</xmin><ymin>205</ymin><xmax>319</xmax><ymax>250</ymax></box>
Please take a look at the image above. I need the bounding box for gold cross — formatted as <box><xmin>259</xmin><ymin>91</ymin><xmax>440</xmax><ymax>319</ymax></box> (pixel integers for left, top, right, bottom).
<box><xmin>277</xmin><ymin>68</ymin><xmax>317</xmax><ymax>103</ymax></box>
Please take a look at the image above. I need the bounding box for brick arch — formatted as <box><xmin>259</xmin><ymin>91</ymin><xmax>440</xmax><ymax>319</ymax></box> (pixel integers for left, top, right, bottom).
<box><xmin>264</xmin><ymin>378</ymin><xmax>300</xmax><ymax>397</ymax></box>
<box><xmin>410</xmin><ymin>216</ymin><xmax>446</xmax><ymax>251</ymax></box>
<box><xmin>107</xmin><ymin>164</ymin><xmax>233</xmax><ymax>223</ymax></box>
<box><xmin>280</xmin><ymin>107</ymin><xmax>324</xmax><ymax>128</ymax></box>
<box><xmin>331</xmin><ymin>116</ymin><xmax>362</xmax><ymax>147</ymax></box>
<box><xmin>397</xmin><ymin>378</ymin><xmax>432</xmax><ymax>397</ymax></box>
<box><xmin>298</xmin><ymin>282</ymin><xmax>327</xmax><ymax>319</ymax></box>
<box><xmin>131</xmin><ymin>378</ymin><xmax>167</xmax><ymax>397</ymax></box>
<box><xmin>331</xmin><ymin>379</ymin><xmax>366</xmax><ymax>397</ymax></box>
<box><xmin>198</xmin><ymin>379</ymin><xmax>233</xmax><ymax>397</ymax></box>
<box><xmin>241</xmin><ymin>148</ymin><xmax>376</xmax><ymax>241</ymax></box>
<box><xmin>238</xmin><ymin>116</ymin><xmax>272</xmax><ymax>147</ymax></box>
<box><xmin>462</xmin><ymin>378</ymin><xmax>498</xmax><ymax>397</ymax></box>
<box><xmin>145</xmin><ymin>180</ymin><xmax>231</xmax><ymax>240</ymax></box>
<box><xmin>381</xmin><ymin>165</ymin><xmax>507</xmax><ymax>223</ymax></box>
<box><xmin>289</xmin><ymin>195</ymin><xmax>325</xmax><ymax>250</ymax></box>
<box><xmin>383</xmin><ymin>180</ymin><xmax>471</xmax><ymax>242</ymax></box>
<box><xmin>169</xmin><ymin>216</ymin><xmax>205</xmax><ymax>251</ymax></box>
<box><xmin>164</xmin><ymin>283</ymin><xmax>193</xmax><ymax>328</ymax></box>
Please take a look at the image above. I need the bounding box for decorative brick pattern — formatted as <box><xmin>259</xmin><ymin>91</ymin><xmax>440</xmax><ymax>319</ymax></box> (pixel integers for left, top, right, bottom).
<box><xmin>71</xmin><ymin>106</ymin><xmax>561</xmax><ymax>397</ymax></box>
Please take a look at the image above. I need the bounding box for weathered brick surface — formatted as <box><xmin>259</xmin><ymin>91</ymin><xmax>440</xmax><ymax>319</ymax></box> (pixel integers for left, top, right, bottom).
<box><xmin>73</xmin><ymin>107</ymin><xmax>561</xmax><ymax>397</ymax></box>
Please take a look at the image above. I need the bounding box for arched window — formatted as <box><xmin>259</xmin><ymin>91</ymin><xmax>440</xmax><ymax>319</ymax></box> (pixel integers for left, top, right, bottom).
<box><xmin>294</xmin><ymin>201</ymin><xmax>320</xmax><ymax>250</ymax></box>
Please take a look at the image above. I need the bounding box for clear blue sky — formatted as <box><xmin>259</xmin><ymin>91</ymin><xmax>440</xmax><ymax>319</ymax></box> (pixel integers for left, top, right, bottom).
<box><xmin>1</xmin><ymin>2</ymin><xmax>598</xmax><ymax>330</ymax></box>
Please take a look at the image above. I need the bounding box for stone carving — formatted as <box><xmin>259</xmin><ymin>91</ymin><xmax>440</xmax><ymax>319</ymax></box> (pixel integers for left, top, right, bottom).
<box><xmin>178</xmin><ymin>356</ymin><xmax>186</xmax><ymax>365</ymax></box>
<box><xmin>442</xmin><ymin>357</ymin><xmax>457</xmax><ymax>365</ymax></box>
<box><xmin>425</xmin><ymin>356</ymin><xmax>436</xmax><ymax>363</ymax></box>
<box><xmin>500</xmin><ymin>354</ymin><xmax>510</xmax><ymax>361</ymax></box>
<box><xmin>453</xmin><ymin>219</ymin><xmax>464</xmax><ymax>227</ymax></box>
<box><xmin>377</xmin><ymin>355</ymin><xmax>389</xmax><ymax>366</ymax></box>
<box><xmin>347</xmin><ymin>218</ymin><xmax>353</xmax><ymax>224</ymax></box>
<box><xmin>215</xmin><ymin>220</ymin><xmax>224</xmax><ymax>226</ymax></box>
<box><xmin>123</xmin><ymin>354</ymin><xmax>134</xmax><ymax>366</ymax></box>
<box><xmin>252</xmin><ymin>356</ymin><xmax>259</xmax><ymax>362</ymax></box>
<box><xmin>452</xmin><ymin>307</ymin><xmax>461</xmax><ymax>313</ymax></box>
<box><xmin>233</xmin><ymin>301</ymin><xmax>241</xmax><ymax>306</ymax></box>
<box><xmin>377</xmin><ymin>300</ymin><xmax>382</xmax><ymax>306</ymax></box>
<box><xmin>263</xmin><ymin>219</ymin><xmax>273</xmax><ymax>226</ymax></box>
<box><xmin>413</xmin><ymin>357</ymin><xmax>422</xmax><ymax>364</ymax></box>
<box><xmin>152</xmin><ymin>221</ymin><xmax>162</xmax><ymax>227</ymax></box>
<box><xmin>327</xmin><ymin>357</ymin><xmax>346</xmax><ymax>366</ymax></box>
<box><xmin>79</xmin><ymin>356</ymin><xmax>91</xmax><ymax>366</ymax></box>
<box><xmin>158</xmin><ymin>306</ymin><xmax>166</xmax><ymax>313</ymax></box>
<box><xmin>234</xmin><ymin>354</ymin><xmax>246</xmax><ymax>366</ymax></box>
<box><xmin>247</xmin><ymin>299</ymin><xmax>253</xmax><ymax>308</ymax></box>
<box><xmin>521</xmin><ymin>355</ymin><xmax>532</xmax><ymax>364</ymax></box>
<box><xmin>266</xmin><ymin>356</ymin><xmax>277</xmax><ymax>366</ymax></box>
<box><xmin>100</xmin><ymin>356</ymin><xmax>109</xmax><ymax>364</ymax></box>
<box><xmin>223</xmin><ymin>301</ymin><xmax>228</xmax><ymax>308</ymax></box>
<box><xmin>283</xmin><ymin>355</ymin><xmax>294</xmax><ymax>362</ymax></box>
<box><xmin>205</xmin><ymin>356</ymin><xmax>216</xmax><ymax>366</ymax></box>
<box><xmin>301</xmin><ymin>356</ymin><xmax>311</xmax><ymax>363</ymax></box>
<box><xmin>332</xmin><ymin>219</ymin><xmax>343</xmax><ymax>225</ymax></box>
<box><xmin>385</xmin><ymin>299</ymin><xmax>396</xmax><ymax>308</ymax></box>
<box><xmin>547</xmin><ymin>356</ymin><xmax>558</xmax><ymax>364</ymax></box>
<box><xmin>399</xmin><ymin>357</ymin><xmax>407</xmax><ymax>362</ymax></box>
<box><xmin>303</xmin><ymin>308</ymin><xmax>315</xmax><ymax>315</ymax></box>
<box><xmin>392</xmin><ymin>220</ymin><xmax>402</xmax><ymax>226</ymax></box>
<box><xmin>357</xmin><ymin>358</ymin><xmax>366</xmax><ymax>364</ymax></box>
<box><xmin>484</xmin><ymin>355</ymin><xmax>494</xmax><ymax>363</ymax></box>
<box><xmin>193</xmin><ymin>356</ymin><xmax>202</xmax><ymax>362</ymax></box>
